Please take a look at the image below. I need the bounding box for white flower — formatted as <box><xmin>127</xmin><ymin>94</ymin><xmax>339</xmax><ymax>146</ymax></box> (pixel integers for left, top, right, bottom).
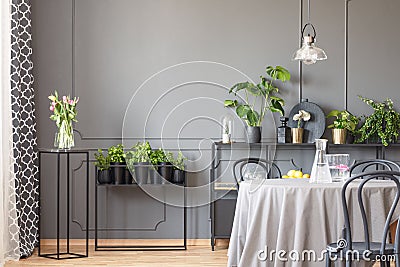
<box><xmin>293</xmin><ymin>113</ymin><xmax>301</xmax><ymax>121</ymax></box>
<box><xmin>293</xmin><ymin>110</ymin><xmax>311</xmax><ymax>128</ymax></box>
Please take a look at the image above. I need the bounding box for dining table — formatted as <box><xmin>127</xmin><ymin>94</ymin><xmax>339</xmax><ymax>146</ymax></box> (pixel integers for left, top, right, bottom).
<box><xmin>227</xmin><ymin>178</ymin><xmax>400</xmax><ymax>267</ymax></box>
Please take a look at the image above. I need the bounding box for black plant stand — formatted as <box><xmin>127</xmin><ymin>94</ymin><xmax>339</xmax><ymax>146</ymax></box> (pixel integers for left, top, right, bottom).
<box><xmin>38</xmin><ymin>148</ymin><xmax>89</xmax><ymax>260</ymax></box>
<box><xmin>94</xmin><ymin>165</ymin><xmax>187</xmax><ymax>251</ymax></box>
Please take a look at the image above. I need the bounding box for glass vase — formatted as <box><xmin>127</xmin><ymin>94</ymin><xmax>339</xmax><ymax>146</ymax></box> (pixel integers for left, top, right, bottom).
<box><xmin>54</xmin><ymin>120</ymin><xmax>74</xmax><ymax>149</ymax></box>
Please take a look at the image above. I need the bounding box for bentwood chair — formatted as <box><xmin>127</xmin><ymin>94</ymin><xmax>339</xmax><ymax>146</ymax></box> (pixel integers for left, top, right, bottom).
<box><xmin>232</xmin><ymin>158</ymin><xmax>281</xmax><ymax>190</ymax></box>
<box><xmin>326</xmin><ymin>171</ymin><xmax>400</xmax><ymax>267</ymax></box>
<box><xmin>349</xmin><ymin>159</ymin><xmax>400</xmax><ymax>176</ymax></box>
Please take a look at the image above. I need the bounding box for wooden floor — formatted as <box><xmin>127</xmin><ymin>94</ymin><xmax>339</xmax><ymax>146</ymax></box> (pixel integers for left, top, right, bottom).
<box><xmin>4</xmin><ymin>242</ymin><xmax>391</xmax><ymax>266</ymax></box>
<box><xmin>5</xmin><ymin>244</ymin><xmax>229</xmax><ymax>267</ymax></box>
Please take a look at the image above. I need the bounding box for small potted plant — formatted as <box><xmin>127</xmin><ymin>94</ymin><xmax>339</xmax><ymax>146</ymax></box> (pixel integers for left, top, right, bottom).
<box><xmin>126</xmin><ymin>141</ymin><xmax>152</xmax><ymax>184</ymax></box>
<box><xmin>149</xmin><ymin>149</ymin><xmax>164</xmax><ymax>184</ymax></box>
<box><xmin>291</xmin><ymin>110</ymin><xmax>311</xmax><ymax>143</ymax></box>
<box><xmin>156</xmin><ymin>149</ymin><xmax>174</xmax><ymax>184</ymax></box>
<box><xmin>224</xmin><ymin>66</ymin><xmax>290</xmax><ymax>143</ymax></box>
<box><xmin>108</xmin><ymin>144</ymin><xmax>126</xmax><ymax>184</ymax></box>
<box><xmin>94</xmin><ymin>149</ymin><xmax>111</xmax><ymax>184</ymax></box>
<box><xmin>355</xmin><ymin>96</ymin><xmax>400</xmax><ymax>146</ymax></box>
<box><xmin>172</xmin><ymin>151</ymin><xmax>187</xmax><ymax>184</ymax></box>
<box><xmin>326</xmin><ymin>110</ymin><xmax>359</xmax><ymax>144</ymax></box>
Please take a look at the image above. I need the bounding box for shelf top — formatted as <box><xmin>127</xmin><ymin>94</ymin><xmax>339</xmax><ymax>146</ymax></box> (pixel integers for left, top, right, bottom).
<box><xmin>96</xmin><ymin>183</ymin><xmax>184</xmax><ymax>187</ymax></box>
<box><xmin>213</xmin><ymin>141</ymin><xmax>394</xmax><ymax>148</ymax></box>
<box><xmin>38</xmin><ymin>148</ymin><xmax>89</xmax><ymax>153</ymax></box>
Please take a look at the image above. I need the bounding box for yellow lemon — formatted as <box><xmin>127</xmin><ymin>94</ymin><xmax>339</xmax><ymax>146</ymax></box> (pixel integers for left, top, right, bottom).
<box><xmin>282</xmin><ymin>175</ymin><xmax>290</xmax><ymax>178</ymax></box>
<box><xmin>294</xmin><ymin>170</ymin><xmax>303</xmax><ymax>178</ymax></box>
<box><xmin>287</xmin><ymin>170</ymin><xmax>296</xmax><ymax>177</ymax></box>
<box><xmin>303</xmin><ymin>174</ymin><xmax>310</xmax><ymax>178</ymax></box>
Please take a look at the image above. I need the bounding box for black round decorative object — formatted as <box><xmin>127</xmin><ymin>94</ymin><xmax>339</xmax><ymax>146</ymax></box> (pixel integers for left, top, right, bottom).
<box><xmin>288</xmin><ymin>99</ymin><xmax>326</xmax><ymax>143</ymax></box>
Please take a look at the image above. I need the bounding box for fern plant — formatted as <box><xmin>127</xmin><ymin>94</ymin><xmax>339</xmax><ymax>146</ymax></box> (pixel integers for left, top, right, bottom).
<box><xmin>355</xmin><ymin>96</ymin><xmax>400</xmax><ymax>146</ymax></box>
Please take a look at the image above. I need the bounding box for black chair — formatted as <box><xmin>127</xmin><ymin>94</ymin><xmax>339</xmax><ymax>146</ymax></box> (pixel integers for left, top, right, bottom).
<box><xmin>349</xmin><ymin>159</ymin><xmax>400</xmax><ymax>175</ymax></box>
<box><xmin>232</xmin><ymin>158</ymin><xmax>281</xmax><ymax>189</ymax></box>
<box><xmin>326</xmin><ymin>171</ymin><xmax>400</xmax><ymax>267</ymax></box>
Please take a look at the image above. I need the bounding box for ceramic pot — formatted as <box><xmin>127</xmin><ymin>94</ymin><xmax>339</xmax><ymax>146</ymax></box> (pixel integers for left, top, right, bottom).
<box><xmin>245</xmin><ymin>126</ymin><xmax>261</xmax><ymax>143</ymax></box>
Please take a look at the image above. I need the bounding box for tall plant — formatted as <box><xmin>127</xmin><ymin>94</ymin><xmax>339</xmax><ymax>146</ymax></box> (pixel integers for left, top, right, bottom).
<box><xmin>224</xmin><ymin>66</ymin><xmax>290</xmax><ymax>127</ymax></box>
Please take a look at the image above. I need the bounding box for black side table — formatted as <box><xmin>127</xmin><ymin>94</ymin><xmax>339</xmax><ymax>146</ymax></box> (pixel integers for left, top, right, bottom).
<box><xmin>38</xmin><ymin>148</ymin><xmax>89</xmax><ymax>259</ymax></box>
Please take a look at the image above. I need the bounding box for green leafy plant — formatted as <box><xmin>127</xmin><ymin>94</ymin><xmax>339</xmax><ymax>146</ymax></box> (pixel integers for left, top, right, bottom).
<box><xmin>327</xmin><ymin>110</ymin><xmax>359</xmax><ymax>133</ymax></box>
<box><xmin>127</xmin><ymin>141</ymin><xmax>152</xmax><ymax>163</ymax></box>
<box><xmin>224</xmin><ymin>66</ymin><xmax>290</xmax><ymax>127</ymax></box>
<box><xmin>172</xmin><ymin>151</ymin><xmax>187</xmax><ymax>171</ymax></box>
<box><xmin>355</xmin><ymin>96</ymin><xmax>400</xmax><ymax>146</ymax></box>
<box><xmin>150</xmin><ymin>148</ymin><xmax>173</xmax><ymax>165</ymax></box>
<box><xmin>108</xmin><ymin>144</ymin><xmax>125</xmax><ymax>163</ymax></box>
<box><xmin>94</xmin><ymin>149</ymin><xmax>110</xmax><ymax>171</ymax></box>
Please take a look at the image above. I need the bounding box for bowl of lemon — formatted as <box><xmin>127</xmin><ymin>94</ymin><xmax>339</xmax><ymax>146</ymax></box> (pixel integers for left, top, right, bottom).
<box><xmin>282</xmin><ymin>169</ymin><xmax>310</xmax><ymax>179</ymax></box>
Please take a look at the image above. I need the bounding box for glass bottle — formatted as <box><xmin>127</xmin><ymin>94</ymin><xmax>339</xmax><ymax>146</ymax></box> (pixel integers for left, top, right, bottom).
<box><xmin>310</xmin><ymin>139</ymin><xmax>332</xmax><ymax>183</ymax></box>
<box><xmin>221</xmin><ymin>114</ymin><xmax>233</xmax><ymax>144</ymax></box>
<box><xmin>277</xmin><ymin>117</ymin><xmax>291</xmax><ymax>143</ymax></box>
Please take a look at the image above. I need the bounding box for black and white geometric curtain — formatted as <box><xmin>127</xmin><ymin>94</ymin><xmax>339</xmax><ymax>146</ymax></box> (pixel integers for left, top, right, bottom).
<box><xmin>10</xmin><ymin>0</ymin><xmax>39</xmax><ymax>257</ymax></box>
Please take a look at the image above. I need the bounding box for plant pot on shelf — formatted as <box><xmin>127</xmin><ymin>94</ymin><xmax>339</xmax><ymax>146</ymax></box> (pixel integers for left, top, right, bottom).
<box><xmin>97</xmin><ymin>169</ymin><xmax>112</xmax><ymax>184</ymax></box>
<box><xmin>111</xmin><ymin>162</ymin><xmax>125</xmax><ymax>184</ymax></box>
<box><xmin>149</xmin><ymin>168</ymin><xmax>163</xmax><ymax>184</ymax></box>
<box><xmin>124</xmin><ymin>168</ymin><xmax>133</xmax><ymax>184</ymax></box>
<box><xmin>133</xmin><ymin>162</ymin><xmax>149</xmax><ymax>185</ymax></box>
<box><xmin>332</xmin><ymin>129</ymin><xmax>347</xmax><ymax>144</ymax></box>
<box><xmin>291</xmin><ymin>128</ymin><xmax>304</xmax><ymax>143</ymax></box>
<box><xmin>158</xmin><ymin>162</ymin><xmax>173</xmax><ymax>183</ymax></box>
<box><xmin>172</xmin><ymin>169</ymin><xmax>186</xmax><ymax>184</ymax></box>
<box><xmin>245</xmin><ymin>126</ymin><xmax>261</xmax><ymax>143</ymax></box>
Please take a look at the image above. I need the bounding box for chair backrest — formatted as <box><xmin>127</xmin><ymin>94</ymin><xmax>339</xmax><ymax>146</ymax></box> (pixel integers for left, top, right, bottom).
<box><xmin>341</xmin><ymin>171</ymin><xmax>400</xmax><ymax>253</ymax></box>
<box><xmin>349</xmin><ymin>159</ymin><xmax>400</xmax><ymax>175</ymax></box>
<box><xmin>232</xmin><ymin>158</ymin><xmax>281</xmax><ymax>189</ymax></box>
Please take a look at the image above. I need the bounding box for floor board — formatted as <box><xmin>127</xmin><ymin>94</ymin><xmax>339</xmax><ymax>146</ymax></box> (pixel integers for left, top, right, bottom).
<box><xmin>5</xmin><ymin>244</ymin><xmax>229</xmax><ymax>267</ymax></box>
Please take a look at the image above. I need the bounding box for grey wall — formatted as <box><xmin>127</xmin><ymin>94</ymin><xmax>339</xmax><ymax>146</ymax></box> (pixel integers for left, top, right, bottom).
<box><xmin>31</xmin><ymin>0</ymin><xmax>400</xmax><ymax>239</ymax></box>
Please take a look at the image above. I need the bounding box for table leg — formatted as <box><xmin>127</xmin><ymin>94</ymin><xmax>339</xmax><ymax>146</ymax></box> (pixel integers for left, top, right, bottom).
<box><xmin>38</xmin><ymin>151</ymin><xmax>41</xmax><ymax>256</ymax></box>
<box><xmin>57</xmin><ymin>152</ymin><xmax>60</xmax><ymax>259</ymax></box>
<box><xmin>86</xmin><ymin>152</ymin><xmax>89</xmax><ymax>257</ymax></box>
<box><xmin>67</xmin><ymin>153</ymin><xmax>70</xmax><ymax>254</ymax></box>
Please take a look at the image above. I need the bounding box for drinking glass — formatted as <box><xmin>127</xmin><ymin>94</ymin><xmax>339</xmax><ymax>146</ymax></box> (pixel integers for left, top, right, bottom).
<box><xmin>325</xmin><ymin>154</ymin><xmax>350</xmax><ymax>182</ymax></box>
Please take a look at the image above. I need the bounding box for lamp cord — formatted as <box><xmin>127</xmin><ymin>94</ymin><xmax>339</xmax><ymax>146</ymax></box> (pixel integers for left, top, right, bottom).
<box><xmin>307</xmin><ymin>0</ymin><xmax>311</xmax><ymax>22</ymax></box>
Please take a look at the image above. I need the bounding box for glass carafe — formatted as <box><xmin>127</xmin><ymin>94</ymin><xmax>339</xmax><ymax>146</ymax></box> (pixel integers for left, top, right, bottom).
<box><xmin>310</xmin><ymin>139</ymin><xmax>332</xmax><ymax>183</ymax></box>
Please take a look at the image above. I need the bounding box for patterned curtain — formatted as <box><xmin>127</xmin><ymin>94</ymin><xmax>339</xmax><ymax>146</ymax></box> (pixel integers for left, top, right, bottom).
<box><xmin>10</xmin><ymin>0</ymin><xmax>39</xmax><ymax>257</ymax></box>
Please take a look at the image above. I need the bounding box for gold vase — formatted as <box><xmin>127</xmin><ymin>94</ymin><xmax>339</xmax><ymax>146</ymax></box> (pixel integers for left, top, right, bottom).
<box><xmin>291</xmin><ymin>128</ymin><xmax>304</xmax><ymax>143</ymax></box>
<box><xmin>332</xmin><ymin>128</ymin><xmax>347</xmax><ymax>144</ymax></box>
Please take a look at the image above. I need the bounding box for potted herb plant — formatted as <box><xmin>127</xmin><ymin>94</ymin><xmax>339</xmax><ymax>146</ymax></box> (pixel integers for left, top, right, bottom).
<box><xmin>326</xmin><ymin>110</ymin><xmax>359</xmax><ymax>144</ymax></box>
<box><xmin>224</xmin><ymin>66</ymin><xmax>291</xmax><ymax>143</ymax></box>
<box><xmin>108</xmin><ymin>144</ymin><xmax>126</xmax><ymax>184</ymax></box>
<box><xmin>172</xmin><ymin>151</ymin><xmax>187</xmax><ymax>184</ymax></box>
<box><xmin>149</xmin><ymin>149</ymin><xmax>164</xmax><ymax>184</ymax></box>
<box><xmin>355</xmin><ymin>96</ymin><xmax>400</xmax><ymax>146</ymax></box>
<box><xmin>94</xmin><ymin>149</ymin><xmax>112</xmax><ymax>184</ymax></box>
<box><xmin>126</xmin><ymin>141</ymin><xmax>152</xmax><ymax>185</ymax></box>
<box><xmin>291</xmin><ymin>110</ymin><xmax>311</xmax><ymax>143</ymax></box>
<box><xmin>156</xmin><ymin>149</ymin><xmax>174</xmax><ymax>184</ymax></box>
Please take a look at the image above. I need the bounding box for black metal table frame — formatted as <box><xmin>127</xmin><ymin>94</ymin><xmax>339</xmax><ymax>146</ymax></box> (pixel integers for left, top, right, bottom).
<box><xmin>38</xmin><ymin>149</ymin><xmax>89</xmax><ymax>260</ymax></box>
<box><xmin>94</xmin><ymin>165</ymin><xmax>187</xmax><ymax>251</ymax></box>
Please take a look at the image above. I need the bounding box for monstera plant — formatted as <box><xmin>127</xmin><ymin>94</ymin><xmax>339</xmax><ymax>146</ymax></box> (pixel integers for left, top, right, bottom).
<box><xmin>224</xmin><ymin>66</ymin><xmax>290</xmax><ymax>143</ymax></box>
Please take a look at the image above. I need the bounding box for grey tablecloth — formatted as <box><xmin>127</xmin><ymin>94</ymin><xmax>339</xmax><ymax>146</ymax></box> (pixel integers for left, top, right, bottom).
<box><xmin>227</xmin><ymin>179</ymin><xmax>399</xmax><ymax>267</ymax></box>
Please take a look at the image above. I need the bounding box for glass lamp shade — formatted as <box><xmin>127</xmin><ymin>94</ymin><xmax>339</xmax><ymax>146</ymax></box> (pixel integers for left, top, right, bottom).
<box><xmin>293</xmin><ymin>36</ymin><xmax>327</xmax><ymax>65</ymax></box>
